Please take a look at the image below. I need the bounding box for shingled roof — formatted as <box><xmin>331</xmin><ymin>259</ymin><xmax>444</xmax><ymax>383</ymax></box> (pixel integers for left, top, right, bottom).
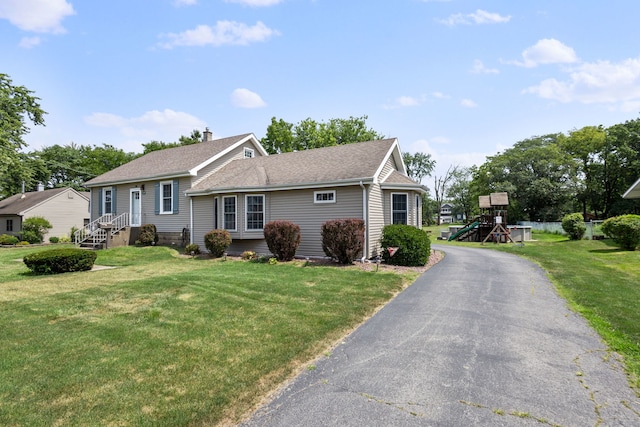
<box><xmin>84</xmin><ymin>134</ymin><xmax>256</xmax><ymax>187</ymax></box>
<box><xmin>188</xmin><ymin>138</ymin><xmax>417</xmax><ymax>194</ymax></box>
<box><xmin>0</xmin><ymin>188</ymin><xmax>88</xmax><ymax>215</ymax></box>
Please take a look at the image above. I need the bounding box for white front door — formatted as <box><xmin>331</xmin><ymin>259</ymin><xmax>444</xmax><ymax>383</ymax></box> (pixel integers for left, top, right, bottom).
<box><xmin>130</xmin><ymin>189</ymin><xmax>142</xmax><ymax>226</ymax></box>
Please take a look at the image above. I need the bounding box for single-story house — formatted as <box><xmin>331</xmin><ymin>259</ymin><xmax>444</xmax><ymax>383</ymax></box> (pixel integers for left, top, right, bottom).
<box><xmin>0</xmin><ymin>186</ymin><xmax>90</xmax><ymax>239</ymax></box>
<box><xmin>623</xmin><ymin>177</ymin><xmax>640</xmax><ymax>199</ymax></box>
<box><xmin>83</xmin><ymin>131</ymin><xmax>428</xmax><ymax>258</ymax></box>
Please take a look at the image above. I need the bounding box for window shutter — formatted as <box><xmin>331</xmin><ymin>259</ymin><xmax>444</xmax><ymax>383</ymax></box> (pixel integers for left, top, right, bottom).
<box><xmin>112</xmin><ymin>187</ymin><xmax>117</xmax><ymax>213</ymax></box>
<box><xmin>154</xmin><ymin>183</ymin><xmax>160</xmax><ymax>215</ymax></box>
<box><xmin>98</xmin><ymin>189</ymin><xmax>103</xmax><ymax>216</ymax></box>
<box><xmin>173</xmin><ymin>179</ymin><xmax>179</xmax><ymax>214</ymax></box>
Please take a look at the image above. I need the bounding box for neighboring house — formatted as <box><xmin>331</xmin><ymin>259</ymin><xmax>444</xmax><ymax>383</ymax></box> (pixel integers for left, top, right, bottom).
<box><xmin>623</xmin><ymin>177</ymin><xmax>640</xmax><ymax>199</ymax></box>
<box><xmin>83</xmin><ymin>132</ymin><xmax>428</xmax><ymax>258</ymax></box>
<box><xmin>0</xmin><ymin>186</ymin><xmax>90</xmax><ymax>239</ymax></box>
<box><xmin>439</xmin><ymin>203</ymin><xmax>453</xmax><ymax>224</ymax></box>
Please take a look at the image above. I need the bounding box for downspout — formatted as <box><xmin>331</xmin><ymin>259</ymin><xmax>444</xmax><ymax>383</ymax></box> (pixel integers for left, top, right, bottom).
<box><xmin>359</xmin><ymin>181</ymin><xmax>368</xmax><ymax>261</ymax></box>
<box><xmin>189</xmin><ymin>196</ymin><xmax>194</xmax><ymax>244</ymax></box>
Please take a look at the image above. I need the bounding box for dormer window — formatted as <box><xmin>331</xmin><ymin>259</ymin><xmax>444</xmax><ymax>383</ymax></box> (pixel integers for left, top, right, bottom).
<box><xmin>244</xmin><ymin>148</ymin><xmax>254</xmax><ymax>159</ymax></box>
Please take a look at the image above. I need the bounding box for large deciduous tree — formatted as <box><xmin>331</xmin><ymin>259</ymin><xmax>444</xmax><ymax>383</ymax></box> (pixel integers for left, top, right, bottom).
<box><xmin>433</xmin><ymin>165</ymin><xmax>458</xmax><ymax>225</ymax></box>
<box><xmin>261</xmin><ymin>115</ymin><xmax>385</xmax><ymax>154</ymax></box>
<box><xmin>446</xmin><ymin>166</ymin><xmax>476</xmax><ymax>222</ymax></box>
<box><xmin>403</xmin><ymin>152</ymin><xmax>435</xmax><ymax>183</ymax></box>
<box><xmin>0</xmin><ymin>74</ymin><xmax>46</xmax><ymax>195</ymax></box>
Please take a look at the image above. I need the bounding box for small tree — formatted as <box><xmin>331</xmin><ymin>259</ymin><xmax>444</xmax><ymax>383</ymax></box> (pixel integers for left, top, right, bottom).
<box><xmin>204</xmin><ymin>229</ymin><xmax>232</xmax><ymax>257</ymax></box>
<box><xmin>21</xmin><ymin>216</ymin><xmax>52</xmax><ymax>243</ymax></box>
<box><xmin>601</xmin><ymin>215</ymin><xmax>640</xmax><ymax>251</ymax></box>
<box><xmin>264</xmin><ymin>220</ymin><xmax>301</xmax><ymax>261</ymax></box>
<box><xmin>321</xmin><ymin>219</ymin><xmax>365</xmax><ymax>264</ymax></box>
<box><xmin>561</xmin><ymin>213</ymin><xmax>586</xmax><ymax>240</ymax></box>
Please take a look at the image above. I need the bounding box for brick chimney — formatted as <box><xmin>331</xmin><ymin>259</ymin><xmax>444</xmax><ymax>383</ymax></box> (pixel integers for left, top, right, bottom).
<box><xmin>202</xmin><ymin>127</ymin><xmax>213</xmax><ymax>142</ymax></box>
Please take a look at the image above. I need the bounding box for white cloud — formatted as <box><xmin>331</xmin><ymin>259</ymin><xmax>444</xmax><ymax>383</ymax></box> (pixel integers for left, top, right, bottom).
<box><xmin>225</xmin><ymin>0</ymin><xmax>283</xmax><ymax>6</ymax></box>
<box><xmin>510</xmin><ymin>38</ymin><xmax>578</xmax><ymax>68</ymax></box>
<box><xmin>157</xmin><ymin>21</ymin><xmax>279</xmax><ymax>49</ymax></box>
<box><xmin>84</xmin><ymin>109</ymin><xmax>207</xmax><ymax>142</ymax></box>
<box><xmin>19</xmin><ymin>36</ymin><xmax>42</xmax><ymax>49</ymax></box>
<box><xmin>0</xmin><ymin>0</ymin><xmax>75</xmax><ymax>33</ymax></box>
<box><xmin>470</xmin><ymin>59</ymin><xmax>499</xmax><ymax>74</ymax></box>
<box><xmin>382</xmin><ymin>95</ymin><xmax>423</xmax><ymax>109</ymax></box>
<box><xmin>461</xmin><ymin>99</ymin><xmax>477</xmax><ymax>108</ymax></box>
<box><xmin>439</xmin><ymin>9</ymin><xmax>511</xmax><ymax>26</ymax></box>
<box><xmin>230</xmin><ymin>88</ymin><xmax>267</xmax><ymax>108</ymax></box>
<box><xmin>432</xmin><ymin>91</ymin><xmax>451</xmax><ymax>100</ymax></box>
<box><xmin>524</xmin><ymin>57</ymin><xmax>640</xmax><ymax>109</ymax></box>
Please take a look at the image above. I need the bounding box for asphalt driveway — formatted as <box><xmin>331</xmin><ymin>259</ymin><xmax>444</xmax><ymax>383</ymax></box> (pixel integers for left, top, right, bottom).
<box><xmin>241</xmin><ymin>244</ymin><xmax>640</xmax><ymax>426</ymax></box>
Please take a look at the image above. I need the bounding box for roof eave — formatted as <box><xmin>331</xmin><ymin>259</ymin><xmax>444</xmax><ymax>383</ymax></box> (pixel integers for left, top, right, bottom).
<box><xmin>85</xmin><ymin>172</ymin><xmax>194</xmax><ymax>188</ymax></box>
<box><xmin>622</xmin><ymin>177</ymin><xmax>640</xmax><ymax>199</ymax></box>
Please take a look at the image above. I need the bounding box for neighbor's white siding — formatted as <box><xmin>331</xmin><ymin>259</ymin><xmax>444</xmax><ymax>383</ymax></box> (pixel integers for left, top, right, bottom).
<box><xmin>25</xmin><ymin>189</ymin><xmax>89</xmax><ymax>238</ymax></box>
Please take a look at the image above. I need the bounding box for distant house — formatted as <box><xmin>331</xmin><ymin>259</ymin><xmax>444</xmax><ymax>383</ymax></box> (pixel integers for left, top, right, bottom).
<box><xmin>0</xmin><ymin>186</ymin><xmax>90</xmax><ymax>239</ymax></box>
<box><xmin>439</xmin><ymin>203</ymin><xmax>454</xmax><ymax>224</ymax></box>
<box><xmin>623</xmin><ymin>177</ymin><xmax>640</xmax><ymax>199</ymax></box>
<box><xmin>83</xmin><ymin>132</ymin><xmax>427</xmax><ymax>258</ymax></box>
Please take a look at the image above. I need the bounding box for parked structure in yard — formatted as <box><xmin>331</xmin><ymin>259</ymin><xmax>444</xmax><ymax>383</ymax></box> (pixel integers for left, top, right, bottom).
<box><xmin>0</xmin><ymin>186</ymin><xmax>90</xmax><ymax>239</ymax></box>
<box><xmin>82</xmin><ymin>132</ymin><xmax>428</xmax><ymax>258</ymax></box>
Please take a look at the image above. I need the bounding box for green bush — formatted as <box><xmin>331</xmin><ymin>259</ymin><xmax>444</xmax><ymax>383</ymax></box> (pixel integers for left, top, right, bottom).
<box><xmin>23</xmin><ymin>248</ymin><xmax>98</xmax><ymax>275</ymax></box>
<box><xmin>601</xmin><ymin>214</ymin><xmax>640</xmax><ymax>251</ymax></box>
<box><xmin>22</xmin><ymin>216</ymin><xmax>52</xmax><ymax>243</ymax></box>
<box><xmin>0</xmin><ymin>234</ymin><xmax>19</xmax><ymax>245</ymax></box>
<box><xmin>49</xmin><ymin>236</ymin><xmax>60</xmax><ymax>243</ymax></box>
<box><xmin>380</xmin><ymin>224</ymin><xmax>431</xmax><ymax>266</ymax></box>
<box><xmin>321</xmin><ymin>218</ymin><xmax>365</xmax><ymax>264</ymax></box>
<box><xmin>184</xmin><ymin>243</ymin><xmax>201</xmax><ymax>255</ymax></box>
<box><xmin>264</xmin><ymin>220</ymin><xmax>301</xmax><ymax>261</ymax></box>
<box><xmin>562</xmin><ymin>212</ymin><xmax>586</xmax><ymax>240</ymax></box>
<box><xmin>204</xmin><ymin>229</ymin><xmax>232</xmax><ymax>257</ymax></box>
<box><xmin>138</xmin><ymin>224</ymin><xmax>158</xmax><ymax>246</ymax></box>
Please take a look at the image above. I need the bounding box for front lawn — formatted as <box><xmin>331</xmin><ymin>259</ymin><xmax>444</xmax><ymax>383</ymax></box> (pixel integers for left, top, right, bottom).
<box><xmin>0</xmin><ymin>246</ymin><xmax>410</xmax><ymax>426</ymax></box>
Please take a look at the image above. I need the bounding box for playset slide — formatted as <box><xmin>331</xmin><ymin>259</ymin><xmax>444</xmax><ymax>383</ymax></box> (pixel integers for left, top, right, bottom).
<box><xmin>448</xmin><ymin>221</ymin><xmax>480</xmax><ymax>241</ymax></box>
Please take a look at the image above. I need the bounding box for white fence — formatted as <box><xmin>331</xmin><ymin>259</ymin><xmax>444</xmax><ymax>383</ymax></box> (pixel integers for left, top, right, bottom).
<box><xmin>517</xmin><ymin>221</ymin><xmax>606</xmax><ymax>240</ymax></box>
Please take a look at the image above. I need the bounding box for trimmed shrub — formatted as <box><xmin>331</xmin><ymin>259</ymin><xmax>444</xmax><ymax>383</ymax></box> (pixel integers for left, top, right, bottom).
<box><xmin>380</xmin><ymin>224</ymin><xmax>431</xmax><ymax>266</ymax></box>
<box><xmin>241</xmin><ymin>250</ymin><xmax>256</xmax><ymax>260</ymax></box>
<box><xmin>184</xmin><ymin>243</ymin><xmax>200</xmax><ymax>255</ymax></box>
<box><xmin>204</xmin><ymin>229</ymin><xmax>232</xmax><ymax>257</ymax></box>
<box><xmin>601</xmin><ymin>214</ymin><xmax>640</xmax><ymax>251</ymax></box>
<box><xmin>0</xmin><ymin>234</ymin><xmax>19</xmax><ymax>245</ymax></box>
<box><xmin>321</xmin><ymin>218</ymin><xmax>365</xmax><ymax>264</ymax></box>
<box><xmin>49</xmin><ymin>236</ymin><xmax>60</xmax><ymax>243</ymax></box>
<box><xmin>22</xmin><ymin>216</ymin><xmax>52</xmax><ymax>243</ymax></box>
<box><xmin>138</xmin><ymin>224</ymin><xmax>159</xmax><ymax>246</ymax></box>
<box><xmin>562</xmin><ymin>213</ymin><xmax>586</xmax><ymax>240</ymax></box>
<box><xmin>264</xmin><ymin>220</ymin><xmax>301</xmax><ymax>261</ymax></box>
<box><xmin>23</xmin><ymin>248</ymin><xmax>97</xmax><ymax>275</ymax></box>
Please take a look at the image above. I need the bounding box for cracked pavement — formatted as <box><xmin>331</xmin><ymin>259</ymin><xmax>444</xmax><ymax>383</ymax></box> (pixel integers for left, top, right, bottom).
<box><xmin>240</xmin><ymin>244</ymin><xmax>640</xmax><ymax>426</ymax></box>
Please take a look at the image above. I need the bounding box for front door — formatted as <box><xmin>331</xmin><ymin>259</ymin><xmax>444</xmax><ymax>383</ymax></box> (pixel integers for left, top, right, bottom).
<box><xmin>130</xmin><ymin>189</ymin><xmax>141</xmax><ymax>226</ymax></box>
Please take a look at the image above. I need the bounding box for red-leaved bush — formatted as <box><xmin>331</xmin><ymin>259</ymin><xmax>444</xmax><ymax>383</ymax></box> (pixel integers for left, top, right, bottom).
<box><xmin>264</xmin><ymin>220</ymin><xmax>301</xmax><ymax>261</ymax></box>
<box><xmin>321</xmin><ymin>218</ymin><xmax>365</xmax><ymax>264</ymax></box>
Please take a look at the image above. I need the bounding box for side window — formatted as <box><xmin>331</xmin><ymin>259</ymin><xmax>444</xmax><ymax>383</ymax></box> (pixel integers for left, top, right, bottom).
<box><xmin>392</xmin><ymin>193</ymin><xmax>408</xmax><ymax>225</ymax></box>
<box><xmin>223</xmin><ymin>196</ymin><xmax>237</xmax><ymax>231</ymax></box>
<box><xmin>246</xmin><ymin>195</ymin><xmax>264</xmax><ymax>230</ymax></box>
<box><xmin>6</xmin><ymin>219</ymin><xmax>13</xmax><ymax>232</ymax></box>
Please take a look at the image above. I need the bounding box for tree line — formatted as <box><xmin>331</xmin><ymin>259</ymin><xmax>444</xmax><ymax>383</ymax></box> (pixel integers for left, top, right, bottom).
<box><xmin>2</xmin><ymin>73</ymin><xmax>639</xmax><ymax>222</ymax></box>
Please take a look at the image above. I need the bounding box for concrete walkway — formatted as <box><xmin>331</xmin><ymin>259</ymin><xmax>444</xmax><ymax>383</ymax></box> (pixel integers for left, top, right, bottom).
<box><xmin>241</xmin><ymin>245</ymin><xmax>640</xmax><ymax>426</ymax></box>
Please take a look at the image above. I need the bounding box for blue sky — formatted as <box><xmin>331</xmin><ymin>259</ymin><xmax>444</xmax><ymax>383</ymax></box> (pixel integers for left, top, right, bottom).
<box><xmin>2</xmin><ymin>0</ymin><xmax>640</xmax><ymax>181</ymax></box>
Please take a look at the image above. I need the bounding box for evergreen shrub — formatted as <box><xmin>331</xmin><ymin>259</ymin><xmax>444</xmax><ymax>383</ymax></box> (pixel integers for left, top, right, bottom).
<box><xmin>561</xmin><ymin>212</ymin><xmax>586</xmax><ymax>240</ymax></box>
<box><xmin>601</xmin><ymin>214</ymin><xmax>640</xmax><ymax>251</ymax></box>
<box><xmin>321</xmin><ymin>218</ymin><xmax>365</xmax><ymax>264</ymax></box>
<box><xmin>0</xmin><ymin>234</ymin><xmax>19</xmax><ymax>245</ymax></box>
<box><xmin>204</xmin><ymin>229</ymin><xmax>232</xmax><ymax>257</ymax></box>
<box><xmin>23</xmin><ymin>248</ymin><xmax>97</xmax><ymax>274</ymax></box>
<box><xmin>138</xmin><ymin>224</ymin><xmax>159</xmax><ymax>246</ymax></box>
<box><xmin>380</xmin><ymin>224</ymin><xmax>431</xmax><ymax>266</ymax></box>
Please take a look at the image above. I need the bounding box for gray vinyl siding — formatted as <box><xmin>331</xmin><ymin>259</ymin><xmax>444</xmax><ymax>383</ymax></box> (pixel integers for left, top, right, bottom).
<box><xmin>267</xmin><ymin>186</ymin><xmax>363</xmax><ymax>258</ymax></box>
<box><xmin>191</xmin><ymin>196</ymin><xmax>215</xmax><ymax>250</ymax></box>
<box><xmin>24</xmin><ymin>189</ymin><xmax>90</xmax><ymax>238</ymax></box>
<box><xmin>380</xmin><ymin>157</ymin><xmax>397</xmax><ymax>180</ymax></box>
<box><xmin>367</xmin><ymin>184</ymin><xmax>384</xmax><ymax>257</ymax></box>
<box><xmin>0</xmin><ymin>215</ymin><xmax>21</xmax><ymax>236</ymax></box>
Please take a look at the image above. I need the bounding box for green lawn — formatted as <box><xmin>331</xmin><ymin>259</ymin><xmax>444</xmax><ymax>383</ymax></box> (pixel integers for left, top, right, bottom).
<box><xmin>0</xmin><ymin>246</ymin><xmax>411</xmax><ymax>426</ymax></box>
<box><xmin>428</xmin><ymin>224</ymin><xmax>640</xmax><ymax>391</ymax></box>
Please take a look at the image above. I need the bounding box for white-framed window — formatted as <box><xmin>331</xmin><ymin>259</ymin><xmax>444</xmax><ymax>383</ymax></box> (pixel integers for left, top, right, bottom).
<box><xmin>314</xmin><ymin>190</ymin><xmax>336</xmax><ymax>204</ymax></box>
<box><xmin>159</xmin><ymin>180</ymin><xmax>173</xmax><ymax>214</ymax></box>
<box><xmin>391</xmin><ymin>193</ymin><xmax>408</xmax><ymax>225</ymax></box>
<box><xmin>245</xmin><ymin>195</ymin><xmax>264</xmax><ymax>230</ymax></box>
<box><xmin>103</xmin><ymin>188</ymin><xmax>112</xmax><ymax>214</ymax></box>
<box><xmin>244</xmin><ymin>147</ymin><xmax>254</xmax><ymax>158</ymax></box>
<box><xmin>223</xmin><ymin>196</ymin><xmax>237</xmax><ymax>231</ymax></box>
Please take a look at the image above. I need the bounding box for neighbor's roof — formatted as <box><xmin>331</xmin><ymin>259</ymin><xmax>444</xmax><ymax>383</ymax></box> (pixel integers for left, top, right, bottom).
<box><xmin>0</xmin><ymin>187</ymin><xmax>86</xmax><ymax>216</ymax></box>
<box><xmin>84</xmin><ymin>133</ymin><xmax>256</xmax><ymax>187</ymax></box>
<box><xmin>188</xmin><ymin>138</ymin><xmax>420</xmax><ymax>194</ymax></box>
<box><xmin>623</xmin><ymin>177</ymin><xmax>640</xmax><ymax>199</ymax></box>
